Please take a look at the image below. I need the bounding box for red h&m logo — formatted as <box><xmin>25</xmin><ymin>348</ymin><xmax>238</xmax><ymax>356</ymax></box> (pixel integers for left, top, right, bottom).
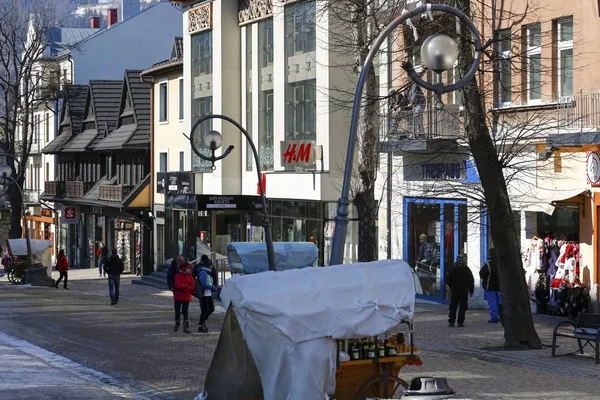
<box><xmin>257</xmin><ymin>173</ymin><xmax>266</xmax><ymax>195</ymax></box>
<box><xmin>281</xmin><ymin>140</ymin><xmax>315</xmax><ymax>168</ymax></box>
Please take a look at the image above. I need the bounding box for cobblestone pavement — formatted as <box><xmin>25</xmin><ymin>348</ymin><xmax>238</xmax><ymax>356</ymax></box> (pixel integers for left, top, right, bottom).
<box><xmin>1</xmin><ymin>270</ymin><xmax>600</xmax><ymax>399</ymax></box>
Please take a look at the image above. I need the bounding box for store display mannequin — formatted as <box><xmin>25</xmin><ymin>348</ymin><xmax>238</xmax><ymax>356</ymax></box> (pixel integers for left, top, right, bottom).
<box><xmin>524</xmin><ymin>236</ymin><xmax>542</xmax><ymax>295</ymax></box>
<box><xmin>566</xmin><ymin>254</ymin><xmax>577</xmax><ymax>284</ymax></box>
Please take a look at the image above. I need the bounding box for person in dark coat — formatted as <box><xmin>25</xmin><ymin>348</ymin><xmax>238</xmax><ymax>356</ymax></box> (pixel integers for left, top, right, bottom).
<box><xmin>446</xmin><ymin>254</ymin><xmax>474</xmax><ymax>327</ymax></box>
<box><xmin>167</xmin><ymin>256</ymin><xmax>184</xmax><ymax>292</ymax></box>
<box><xmin>105</xmin><ymin>249</ymin><xmax>125</xmax><ymax>305</ymax></box>
<box><xmin>480</xmin><ymin>248</ymin><xmax>502</xmax><ymax>323</ymax></box>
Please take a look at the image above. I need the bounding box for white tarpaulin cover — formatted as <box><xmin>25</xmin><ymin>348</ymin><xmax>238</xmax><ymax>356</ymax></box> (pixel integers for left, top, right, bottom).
<box><xmin>220</xmin><ymin>259</ymin><xmax>416</xmax><ymax>400</ymax></box>
<box><xmin>7</xmin><ymin>239</ymin><xmax>51</xmax><ymax>256</ymax></box>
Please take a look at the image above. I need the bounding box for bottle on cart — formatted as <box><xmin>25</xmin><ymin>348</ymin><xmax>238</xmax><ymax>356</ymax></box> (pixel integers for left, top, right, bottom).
<box><xmin>361</xmin><ymin>338</ymin><xmax>369</xmax><ymax>359</ymax></box>
<box><xmin>377</xmin><ymin>336</ymin><xmax>386</xmax><ymax>358</ymax></box>
<box><xmin>350</xmin><ymin>340</ymin><xmax>361</xmax><ymax>360</ymax></box>
<box><xmin>367</xmin><ymin>337</ymin><xmax>376</xmax><ymax>359</ymax></box>
<box><xmin>385</xmin><ymin>333</ymin><xmax>396</xmax><ymax>356</ymax></box>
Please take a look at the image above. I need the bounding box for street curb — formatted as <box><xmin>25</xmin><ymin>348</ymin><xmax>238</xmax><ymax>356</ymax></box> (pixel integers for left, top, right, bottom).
<box><xmin>0</xmin><ymin>331</ymin><xmax>173</xmax><ymax>400</ymax></box>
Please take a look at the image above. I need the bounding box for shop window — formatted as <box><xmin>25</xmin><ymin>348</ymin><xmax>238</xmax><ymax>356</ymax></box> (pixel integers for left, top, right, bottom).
<box><xmin>191</xmin><ymin>30</ymin><xmax>213</xmax><ymax>173</ymax></box>
<box><xmin>481</xmin><ymin>209</ymin><xmax>522</xmax><ymax>265</ymax></box>
<box><xmin>526</xmin><ymin>23</ymin><xmax>542</xmax><ymax>102</ymax></box>
<box><xmin>556</xmin><ymin>17</ymin><xmax>573</xmax><ymax>98</ymax></box>
<box><xmin>258</xmin><ymin>19</ymin><xmax>274</xmax><ymax>171</ymax></box>
<box><xmin>245</xmin><ymin>25</ymin><xmax>253</xmax><ymax>172</ymax></box>
<box><xmin>284</xmin><ymin>1</ymin><xmax>316</xmax><ymax>146</ymax></box>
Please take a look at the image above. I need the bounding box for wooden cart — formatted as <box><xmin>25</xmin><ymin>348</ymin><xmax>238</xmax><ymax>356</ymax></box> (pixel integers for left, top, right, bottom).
<box><xmin>335</xmin><ymin>352</ymin><xmax>421</xmax><ymax>400</ymax></box>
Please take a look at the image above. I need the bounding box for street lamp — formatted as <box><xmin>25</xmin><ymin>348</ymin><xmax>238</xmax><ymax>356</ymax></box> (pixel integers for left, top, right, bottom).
<box><xmin>0</xmin><ymin>152</ymin><xmax>32</xmax><ymax>265</ymax></box>
<box><xmin>329</xmin><ymin>4</ymin><xmax>484</xmax><ymax>266</ymax></box>
<box><xmin>188</xmin><ymin>114</ymin><xmax>277</xmax><ymax>272</ymax></box>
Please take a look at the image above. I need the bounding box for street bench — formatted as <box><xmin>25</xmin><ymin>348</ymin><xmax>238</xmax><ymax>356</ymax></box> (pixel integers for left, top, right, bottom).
<box><xmin>552</xmin><ymin>313</ymin><xmax>600</xmax><ymax>364</ymax></box>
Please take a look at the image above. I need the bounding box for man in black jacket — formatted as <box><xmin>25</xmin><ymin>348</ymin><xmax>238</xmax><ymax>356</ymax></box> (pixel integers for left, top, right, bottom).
<box><xmin>480</xmin><ymin>248</ymin><xmax>502</xmax><ymax>324</ymax></box>
<box><xmin>446</xmin><ymin>255</ymin><xmax>474</xmax><ymax>327</ymax></box>
<box><xmin>105</xmin><ymin>249</ymin><xmax>125</xmax><ymax>305</ymax></box>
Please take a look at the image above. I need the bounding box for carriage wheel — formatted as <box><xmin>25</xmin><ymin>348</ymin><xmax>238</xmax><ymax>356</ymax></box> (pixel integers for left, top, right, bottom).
<box><xmin>7</xmin><ymin>270</ymin><xmax>15</xmax><ymax>284</ymax></box>
<box><xmin>353</xmin><ymin>375</ymin><xmax>408</xmax><ymax>400</ymax></box>
<box><xmin>9</xmin><ymin>270</ymin><xmax>24</xmax><ymax>285</ymax></box>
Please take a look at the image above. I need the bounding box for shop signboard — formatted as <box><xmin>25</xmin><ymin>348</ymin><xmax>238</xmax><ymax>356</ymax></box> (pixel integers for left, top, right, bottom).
<box><xmin>196</xmin><ymin>195</ymin><xmax>264</xmax><ymax>210</ymax></box>
<box><xmin>41</xmin><ymin>209</ymin><xmax>53</xmax><ymax>217</ymax></box>
<box><xmin>403</xmin><ymin>154</ymin><xmax>479</xmax><ymax>183</ymax></box>
<box><xmin>157</xmin><ymin>172</ymin><xmax>195</xmax><ymax>195</ymax></box>
<box><xmin>61</xmin><ymin>206</ymin><xmax>79</xmax><ymax>224</ymax></box>
<box><xmin>280</xmin><ymin>140</ymin><xmax>316</xmax><ymax>169</ymax></box>
<box><xmin>586</xmin><ymin>151</ymin><xmax>600</xmax><ymax>186</ymax></box>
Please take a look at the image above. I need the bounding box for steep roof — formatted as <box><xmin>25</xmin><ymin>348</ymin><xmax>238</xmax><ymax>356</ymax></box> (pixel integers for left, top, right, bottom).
<box><xmin>141</xmin><ymin>37</ymin><xmax>183</xmax><ymax>77</ymax></box>
<box><xmin>62</xmin><ymin>85</ymin><xmax>88</xmax><ymax>134</ymax></box>
<box><xmin>41</xmin><ymin>85</ymin><xmax>87</xmax><ymax>153</ymax></box>
<box><xmin>88</xmin><ymin>80</ymin><xmax>123</xmax><ymax>149</ymax></box>
<box><xmin>95</xmin><ymin>70</ymin><xmax>151</xmax><ymax>151</ymax></box>
<box><xmin>46</xmin><ymin>27</ymin><xmax>101</xmax><ymax>57</ymax></box>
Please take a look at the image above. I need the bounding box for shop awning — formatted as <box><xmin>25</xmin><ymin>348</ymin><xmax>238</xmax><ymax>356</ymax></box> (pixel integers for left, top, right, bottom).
<box><xmin>510</xmin><ymin>188</ymin><xmax>586</xmax><ymax>215</ymax></box>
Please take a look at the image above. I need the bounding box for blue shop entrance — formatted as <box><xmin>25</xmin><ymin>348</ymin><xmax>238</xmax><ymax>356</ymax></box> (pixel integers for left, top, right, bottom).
<box><xmin>403</xmin><ymin>198</ymin><xmax>467</xmax><ymax>303</ymax></box>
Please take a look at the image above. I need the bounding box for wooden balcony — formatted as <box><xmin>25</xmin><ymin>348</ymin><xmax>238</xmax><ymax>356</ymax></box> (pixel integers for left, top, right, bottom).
<box><xmin>98</xmin><ymin>184</ymin><xmax>133</xmax><ymax>202</ymax></box>
<box><xmin>66</xmin><ymin>181</ymin><xmax>94</xmax><ymax>198</ymax></box>
<box><xmin>43</xmin><ymin>181</ymin><xmax>65</xmax><ymax>197</ymax></box>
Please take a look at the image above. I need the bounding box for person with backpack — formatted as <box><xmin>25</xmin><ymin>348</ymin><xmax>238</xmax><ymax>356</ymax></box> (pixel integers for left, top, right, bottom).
<box><xmin>173</xmin><ymin>262</ymin><xmax>195</xmax><ymax>334</ymax></box>
<box><xmin>480</xmin><ymin>248</ymin><xmax>502</xmax><ymax>324</ymax></box>
<box><xmin>105</xmin><ymin>249</ymin><xmax>125</xmax><ymax>305</ymax></box>
<box><xmin>197</xmin><ymin>260</ymin><xmax>217</xmax><ymax>333</ymax></box>
<box><xmin>446</xmin><ymin>254</ymin><xmax>474</xmax><ymax>327</ymax></box>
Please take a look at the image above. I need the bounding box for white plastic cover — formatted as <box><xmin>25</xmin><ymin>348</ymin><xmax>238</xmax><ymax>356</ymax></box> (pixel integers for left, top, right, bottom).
<box><xmin>220</xmin><ymin>259</ymin><xmax>416</xmax><ymax>400</ymax></box>
<box><xmin>7</xmin><ymin>239</ymin><xmax>51</xmax><ymax>256</ymax></box>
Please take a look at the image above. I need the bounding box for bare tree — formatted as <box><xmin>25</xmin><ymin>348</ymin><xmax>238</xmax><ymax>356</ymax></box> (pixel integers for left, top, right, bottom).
<box><xmin>0</xmin><ymin>0</ymin><xmax>57</xmax><ymax>238</ymax></box>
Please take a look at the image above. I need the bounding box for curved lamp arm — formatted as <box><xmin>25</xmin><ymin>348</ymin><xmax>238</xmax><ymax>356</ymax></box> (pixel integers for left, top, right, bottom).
<box><xmin>188</xmin><ymin>114</ymin><xmax>277</xmax><ymax>272</ymax></box>
<box><xmin>329</xmin><ymin>4</ymin><xmax>482</xmax><ymax>266</ymax></box>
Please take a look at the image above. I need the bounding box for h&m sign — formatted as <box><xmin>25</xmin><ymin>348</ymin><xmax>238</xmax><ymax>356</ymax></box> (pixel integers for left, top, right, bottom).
<box><xmin>280</xmin><ymin>140</ymin><xmax>317</xmax><ymax>169</ymax></box>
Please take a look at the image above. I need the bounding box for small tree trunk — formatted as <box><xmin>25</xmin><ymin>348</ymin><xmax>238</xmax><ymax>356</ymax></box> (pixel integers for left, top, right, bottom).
<box><xmin>455</xmin><ymin>0</ymin><xmax>542</xmax><ymax>349</ymax></box>
<box><xmin>355</xmin><ymin>187</ymin><xmax>378</xmax><ymax>262</ymax></box>
<box><xmin>8</xmin><ymin>177</ymin><xmax>23</xmax><ymax>239</ymax></box>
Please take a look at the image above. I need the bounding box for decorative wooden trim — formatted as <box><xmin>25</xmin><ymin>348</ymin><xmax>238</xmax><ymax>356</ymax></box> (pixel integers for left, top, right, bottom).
<box><xmin>188</xmin><ymin>2</ymin><xmax>212</xmax><ymax>35</ymax></box>
<box><xmin>238</xmin><ymin>0</ymin><xmax>273</xmax><ymax>26</ymax></box>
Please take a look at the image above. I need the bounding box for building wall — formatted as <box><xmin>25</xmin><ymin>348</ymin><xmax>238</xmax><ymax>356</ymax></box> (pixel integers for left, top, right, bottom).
<box><xmin>66</xmin><ymin>3</ymin><xmax>182</xmax><ymax>85</ymax></box>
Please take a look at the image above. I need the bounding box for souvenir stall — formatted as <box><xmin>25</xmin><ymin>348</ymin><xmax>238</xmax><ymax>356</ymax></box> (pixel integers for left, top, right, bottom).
<box><xmin>523</xmin><ymin>233</ymin><xmax>590</xmax><ymax>317</ymax></box>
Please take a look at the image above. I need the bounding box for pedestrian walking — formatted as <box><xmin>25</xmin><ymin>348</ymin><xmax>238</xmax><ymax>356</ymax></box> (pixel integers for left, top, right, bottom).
<box><xmin>480</xmin><ymin>248</ymin><xmax>503</xmax><ymax>324</ymax></box>
<box><xmin>173</xmin><ymin>262</ymin><xmax>195</xmax><ymax>334</ymax></box>
<box><xmin>98</xmin><ymin>247</ymin><xmax>108</xmax><ymax>278</ymax></box>
<box><xmin>105</xmin><ymin>249</ymin><xmax>125</xmax><ymax>305</ymax></box>
<box><xmin>445</xmin><ymin>254</ymin><xmax>474</xmax><ymax>327</ymax></box>
<box><xmin>167</xmin><ymin>255</ymin><xmax>184</xmax><ymax>292</ymax></box>
<box><xmin>197</xmin><ymin>259</ymin><xmax>217</xmax><ymax>333</ymax></box>
<box><xmin>54</xmin><ymin>249</ymin><xmax>69</xmax><ymax>290</ymax></box>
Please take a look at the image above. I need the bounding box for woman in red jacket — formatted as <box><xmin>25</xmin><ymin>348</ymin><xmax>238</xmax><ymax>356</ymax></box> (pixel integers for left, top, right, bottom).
<box><xmin>54</xmin><ymin>249</ymin><xmax>69</xmax><ymax>290</ymax></box>
<box><xmin>173</xmin><ymin>262</ymin><xmax>195</xmax><ymax>333</ymax></box>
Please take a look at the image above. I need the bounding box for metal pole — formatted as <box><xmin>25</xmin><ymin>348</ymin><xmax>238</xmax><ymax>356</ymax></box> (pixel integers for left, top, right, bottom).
<box><xmin>189</xmin><ymin>114</ymin><xmax>277</xmax><ymax>272</ymax></box>
<box><xmin>329</xmin><ymin>4</ymin><xmax>483</xmax><ymax>266</ymax></box>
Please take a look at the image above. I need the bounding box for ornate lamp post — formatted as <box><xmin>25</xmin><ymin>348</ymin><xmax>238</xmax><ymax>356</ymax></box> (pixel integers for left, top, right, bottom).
<box><xmin>329</xmin><ymin>4</ymin><xmax>484</xmax><ymax>266</ymax></box>
<box><xmin>188</xmin><ymin>114</ymin><xmax>277</xmax><ymax>272</ymax></box>
<box><xmin>0</xmin><ymin>152</ymin><xmax>32</xmax><ymax>265</ymax></box>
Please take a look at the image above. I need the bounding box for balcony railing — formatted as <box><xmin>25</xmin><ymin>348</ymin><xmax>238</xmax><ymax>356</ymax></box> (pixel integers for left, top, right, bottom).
<box><xmin>14</xmin><ymin>140</ymin><xmax>42</xmax><ymax>154</ymax></box>
<box><xmin>381</xmin><ymin>104</ymin><xmax>465</xmax><ymax>141</ymax></box>
<box><xmin>43</xmin><ymin>181</ymin><xmax>65</xmax><ymax>197</ymax></box>
<box><xmin>98</xmin><ymin>184</ymin><xmax>133</xmax><ymax>202</ymax></box>
<box><xmin>66</xmin><ymin>181</ymin><xmax>94</xmax><ymax>198</ymax></box>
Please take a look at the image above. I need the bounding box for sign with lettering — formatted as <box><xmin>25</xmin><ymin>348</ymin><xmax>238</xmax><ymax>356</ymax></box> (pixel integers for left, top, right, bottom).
<box><xmin>281</xmin><ymin>140</ymin><xmax>316</xmax><ymax>169</ymax></box>
<box><xmin>421</xmin><ymin>162</ymin><xmax>466</xmax><ymax>180</ymax></box>
<box><xmin>41</xmin><ymin>209</ymin><xmax>53</xmax><ymax>217</ymax></box>
<box><xmin>61</xmin><ymin>206</ymin><xmax>79</xmax><ymax>224</ymax></box>
<box><xmin>157</xmin><ymin>172</ymin><xmax>195</xmax><ymax>195</ymax></box>
<box><xmin>196</xmin><ymin>195</ymin><xmax>264</xmax><ymax>210</ymax></box>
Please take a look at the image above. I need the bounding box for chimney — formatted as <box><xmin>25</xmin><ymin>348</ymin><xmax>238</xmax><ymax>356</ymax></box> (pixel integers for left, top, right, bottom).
<box><xmin>107</xmin><ymin>8</ymin><xmax>118</xmax><ymax>28</ymax></box>
<box><xmin>89</xmin><ymin>16</ymin><xmax>100</xmax><ymax>29</ymax></box>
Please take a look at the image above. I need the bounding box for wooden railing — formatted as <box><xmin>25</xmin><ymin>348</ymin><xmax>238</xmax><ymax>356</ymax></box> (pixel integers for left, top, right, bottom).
<box><xmin>66</xmin><ymin>181</ymin><xmax>94</xmax><ymax>198</ymax></box>
<box><xmin>98</xmin><ymin>184</ymin><xmax>133</xmax><ymax>202</ymax></box>
<box><xmin>43</xmin><ymin>181</ymin><xmax>65</xmax><ymax>197</ymax></box>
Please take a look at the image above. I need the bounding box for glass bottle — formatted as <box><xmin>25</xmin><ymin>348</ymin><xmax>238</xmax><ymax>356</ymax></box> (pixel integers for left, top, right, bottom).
<box><xmin>377</xmin><ymin>336</ymin><xmax>386</xmax><ymax>358</ymax></box>
<box><xmin>368</xmin><ymin>337</ymin><xmax>376</xmax><ymax>359</ymax></box>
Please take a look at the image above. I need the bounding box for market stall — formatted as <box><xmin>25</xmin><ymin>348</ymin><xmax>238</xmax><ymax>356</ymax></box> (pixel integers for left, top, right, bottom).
<box><xmin>202</xmin><ymin>259</ymin><xmax>421</xmax><ymax>400</ymax></box>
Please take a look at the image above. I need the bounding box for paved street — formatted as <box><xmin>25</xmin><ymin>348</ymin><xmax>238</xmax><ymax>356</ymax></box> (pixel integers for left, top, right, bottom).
<box><xmin>1</xmin><ymin>270</ymin><xmax>600</xmax><ymax>399</ymax></box>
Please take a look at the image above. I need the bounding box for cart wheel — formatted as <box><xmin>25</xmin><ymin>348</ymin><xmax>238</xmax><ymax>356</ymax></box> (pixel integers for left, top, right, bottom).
<box><xmin>353</xmin><ymin>375</ymin><xmax>408</xmax><ymax>400</ymax></box>
<box><xmin>9</xmin><ymin>270</ymin><xmax>23</xmax><ymax>285</ymax></box>
<box><xmin>7</xmin><ymin>270</ymin><xmax>15</xmax><ymax>284</ymax></box>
